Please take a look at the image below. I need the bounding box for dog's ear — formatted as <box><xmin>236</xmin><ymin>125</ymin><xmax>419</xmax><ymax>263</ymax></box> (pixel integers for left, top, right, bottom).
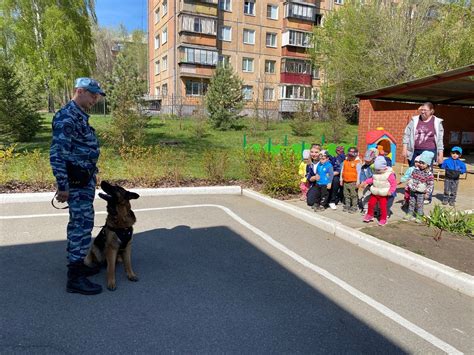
<box><xmin>126</xmin><ymin>191</ymin><xmax>140</xmax><ymax>200</ymax></box>
<box><xmin>99</xmin><ymin>192</ymin><xmax>113</xmax><ymax>202</ymax></box>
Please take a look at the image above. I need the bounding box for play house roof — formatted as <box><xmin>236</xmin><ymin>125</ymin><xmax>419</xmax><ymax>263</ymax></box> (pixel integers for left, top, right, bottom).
<box><xmin>366</xmin><ymin>129</ymin><xmax>396</xmax><ymax>144</ymax></box>
<box><xmin>356</xmin><ymin>64</ymin><xmax>474</xmax><ymax>106</ymax></box>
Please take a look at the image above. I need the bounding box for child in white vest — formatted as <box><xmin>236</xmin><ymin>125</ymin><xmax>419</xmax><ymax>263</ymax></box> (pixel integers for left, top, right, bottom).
<box><xmin>360</xmin><ymin>156</ymin><xmax>397</xmax><ymax>226</ymax></box>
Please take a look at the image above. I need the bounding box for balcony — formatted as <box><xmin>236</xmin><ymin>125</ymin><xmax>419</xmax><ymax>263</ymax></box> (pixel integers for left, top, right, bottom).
<box><xmin>180</xmin><ymin>0</ymin><xmax>218</xmax><ymax>16</ymax></box>
<box><xmin>178</xmin><ymin>45</ymin><xmax>218</xmax><ymax>67</ymax></box>
<box><xmin>280</xmin><ymin>72</ymin><xmax>312</xmax><ymax>85</ymax></box>
<box><xmin>284</xmin><ymin>2</ymin><xmax>321</xmax><ymax>23</ymax></box>
<box><xmin>178</xmin><ymin>14</ymin><xmax>217</xmax><ymax>36</ymax></box>
<box><xmin>282</xmin><ymin>30</ymin><xmax>313</xmax><ymax>48</ymax></box>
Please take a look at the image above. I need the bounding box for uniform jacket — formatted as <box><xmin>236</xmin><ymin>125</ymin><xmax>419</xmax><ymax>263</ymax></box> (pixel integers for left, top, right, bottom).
<box><xmin>50</xmin><ymin>100</ymin><xmax>100</xmax><ymax>191</ymax></box>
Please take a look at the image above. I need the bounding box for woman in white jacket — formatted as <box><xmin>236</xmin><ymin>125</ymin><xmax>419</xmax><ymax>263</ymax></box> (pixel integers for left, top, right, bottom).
<box><xmin>402</xmin><ymin>102</ymin><xmax>444</xmax><ymax>167</ymax></box>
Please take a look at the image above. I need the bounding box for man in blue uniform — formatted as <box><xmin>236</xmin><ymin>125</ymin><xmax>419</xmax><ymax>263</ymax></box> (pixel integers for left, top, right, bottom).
<box><xmin>50</xmin><ymin>78</ymin><xmax>105</xmax><ymax>295</ymax></box>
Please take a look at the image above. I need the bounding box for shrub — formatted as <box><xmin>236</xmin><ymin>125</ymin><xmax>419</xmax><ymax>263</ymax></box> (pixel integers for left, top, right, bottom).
<box><xmin>202</xmin><ymin>150</ymin><xmax>229</xmax><ymax>182</ymax></box>
<box><xmin>260</xmin><ymin>150</ymin><xmax>300</xmax><ymax>197</ymax></box>
<box><xmin>242</xmin><ymin>150</ymin><xmax>269</xmax><ymax>183</ymax></box>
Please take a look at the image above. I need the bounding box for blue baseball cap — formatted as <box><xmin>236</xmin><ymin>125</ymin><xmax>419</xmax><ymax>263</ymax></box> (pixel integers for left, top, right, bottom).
<box><xmin>74</xmin><ymin>77</ymin><xmax>105</xmax><ymax>96</ymax></box>
<box><xmin>451</xmin><ymin>146</ymin><xmax>462</xmax><ymax>154</ymax></box>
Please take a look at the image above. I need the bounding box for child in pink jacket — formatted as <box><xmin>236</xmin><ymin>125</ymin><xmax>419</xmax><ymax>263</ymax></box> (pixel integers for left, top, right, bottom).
<box><xmin>360</xmin><ymin>156</ymin><xmax>397</xmax><ymax>226</ymax></box>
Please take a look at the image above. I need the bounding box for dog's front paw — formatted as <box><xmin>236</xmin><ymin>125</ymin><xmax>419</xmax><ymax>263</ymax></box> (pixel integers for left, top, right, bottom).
<box><xmin>128</xmin><ymin>274</ymin><xmax>139</xmax><ymax>282</ymax></box>
<box><xmin>107</xmin><ymin>282</ymin><xmax>117</xmax><ymax>291</ymax></box>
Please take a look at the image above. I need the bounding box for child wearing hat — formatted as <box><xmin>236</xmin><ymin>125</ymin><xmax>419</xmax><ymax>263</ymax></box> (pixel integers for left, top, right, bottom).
<box><xmin>360</xmin><ymin>156</ymin><xmax>397</xmax><ymax>226</ymax></box>
<box><xmin>340</xmin><ymin>147</ymin><xmax>361</xmax><ymax>213</ymax></box>
<box><xmin>404</xmin><ymin>151</ymin><xmax>435</xmax><ymax>221</ymax></box>
<box><xmin>439</xmin><ymin>146</ymin><xmax>466</xmax><ymax>207</ymax></box>
<box><xmin>298</xmin><ymin>149</ymin><xmax>311</xmax><ymax>201</ymax></box>
<box><xmin>328</xmin><ymin>145</ymin><xmax>346</xmax><ymax>209</ymax></box>
<box><xmin>400</xmin><ymin>155</ymin><xmax>421</xmax><ymax>209</ymax></box>
<box><xmin>358</xmin><ymin>148</ymin><xmax>378</xmax><ymax>214</ymax></box>
<box><xmin>307</xmin><ymin>150</ymin><xmax>334</xmax><ymax>211</ymax></box>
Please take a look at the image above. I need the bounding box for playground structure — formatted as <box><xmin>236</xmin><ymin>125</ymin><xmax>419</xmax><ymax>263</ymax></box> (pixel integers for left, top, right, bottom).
<box><xmin>366</xmin><ymin>127</ymin><xmax>397</xmax><ymax>165</ymax></box>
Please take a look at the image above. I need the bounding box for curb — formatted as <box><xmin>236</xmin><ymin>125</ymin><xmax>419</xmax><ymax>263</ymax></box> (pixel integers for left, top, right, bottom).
<box><xmin>0</xmin><ymin>185</ymin><xmax>242</xmax><ymax>204</ymax></box>
<box><xmin>242</xmin><ymin>189</ymin><xmax>474</xmax><ymax>297</ymax></box>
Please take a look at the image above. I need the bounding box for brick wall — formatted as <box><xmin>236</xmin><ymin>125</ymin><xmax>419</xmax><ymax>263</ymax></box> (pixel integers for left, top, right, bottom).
<box><xmin>357</xmin><ymin>99</ymin><xmax>474</xmax><ymax>164</ymax></box>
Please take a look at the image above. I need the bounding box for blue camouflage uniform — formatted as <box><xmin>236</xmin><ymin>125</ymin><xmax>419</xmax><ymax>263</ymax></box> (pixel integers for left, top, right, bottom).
<box><xmin>50</xmin><ymin>100</ymin><xmax>100</xmax><ymax>263</ymax></box>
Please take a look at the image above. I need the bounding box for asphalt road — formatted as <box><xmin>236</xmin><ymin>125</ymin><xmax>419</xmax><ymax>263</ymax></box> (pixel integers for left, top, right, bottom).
<box><xmin>1</xmin><ymin>194</ymin><xmax>472</xmax><ymax>354</ymax></box>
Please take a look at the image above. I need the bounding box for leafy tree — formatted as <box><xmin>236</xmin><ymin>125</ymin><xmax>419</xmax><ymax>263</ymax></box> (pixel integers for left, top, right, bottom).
<box><xmin>205</xmin><ymin>65</ymin><xmax>244</xmax><ymax>130</ymax></box>
<box><xmin>1</xmin><ymin>0</ymin><xmax>97</xmax><ymax>111</ymax></box>
<box><xmin>105</xmin><ymin>30</ymin><xmax>149</xmax><ymax>146</ymax></box>
<box><xmin>0</xmin><ymin>56</ymin><xmax>42</xmax><ymax>142</ymax></box>
<box><xmin>311</xmin><ymin>0</ymin><xmax>474</xmax><ymax>116</ymax></box>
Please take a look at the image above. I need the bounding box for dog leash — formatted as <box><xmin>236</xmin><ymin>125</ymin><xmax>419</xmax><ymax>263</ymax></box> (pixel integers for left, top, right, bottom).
<box><xmin>51</xmin><ymin>192</ymin><xmax>69</xmax><ymax>210</ymax></box>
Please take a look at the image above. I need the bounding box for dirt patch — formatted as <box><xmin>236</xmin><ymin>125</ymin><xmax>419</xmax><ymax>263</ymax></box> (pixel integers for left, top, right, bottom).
<box><xmin>361</xmin><ymin>221</ymin><xmax>474</xmax><ymax>275</ymax></box>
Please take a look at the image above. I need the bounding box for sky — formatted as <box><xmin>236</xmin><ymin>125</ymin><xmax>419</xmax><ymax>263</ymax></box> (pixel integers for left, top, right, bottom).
<box><xmin>95</xmin><ymin>0</ymin><xmax>148</xmax><ymax>32</ymax></box>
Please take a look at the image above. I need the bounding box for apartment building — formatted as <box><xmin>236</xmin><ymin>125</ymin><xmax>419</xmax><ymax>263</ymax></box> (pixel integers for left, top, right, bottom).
<box><xmin>147</xmin><ymin>0</ymin><xmax>335</xmax><ymax>116</ymax></box>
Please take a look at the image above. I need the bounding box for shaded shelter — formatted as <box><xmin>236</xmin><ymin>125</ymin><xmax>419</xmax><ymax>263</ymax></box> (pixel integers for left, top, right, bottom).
<box><xmin>356</xmin><ymin>64</ymin><xmax>474</xmax><ymax>163</ymax></box>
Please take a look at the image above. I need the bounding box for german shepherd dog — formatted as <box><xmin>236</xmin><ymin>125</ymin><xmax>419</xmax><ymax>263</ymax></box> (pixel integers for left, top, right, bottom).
<box><xmin>84</xmin><ymin>181</ymin><xmax>140</xmax><ymax>291</ymax></box>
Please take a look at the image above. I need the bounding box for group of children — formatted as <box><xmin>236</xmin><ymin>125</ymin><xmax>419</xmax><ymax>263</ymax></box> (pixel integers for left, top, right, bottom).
<box><xmin>298</xmin><ymin>144</ymin><xmax>467</xmax><ymax>226</ymax></box>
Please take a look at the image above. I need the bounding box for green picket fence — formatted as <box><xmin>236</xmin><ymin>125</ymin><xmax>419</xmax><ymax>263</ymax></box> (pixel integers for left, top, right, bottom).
<box><xmin>243</xmin><ymin>134</ymin><xmax>358</xmax><ymax>158</ymax></box>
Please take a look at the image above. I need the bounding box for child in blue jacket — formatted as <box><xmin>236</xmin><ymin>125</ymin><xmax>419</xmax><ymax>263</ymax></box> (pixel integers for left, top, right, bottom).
<box><xmin>440</xmin><ymin>146</ymin><xmax>467</xmax><ymax>207</ymax></box>
<box><xmin>307</xmin><ymin>150</ymin><xmax>334</xmax><ymax>211</ymax></box>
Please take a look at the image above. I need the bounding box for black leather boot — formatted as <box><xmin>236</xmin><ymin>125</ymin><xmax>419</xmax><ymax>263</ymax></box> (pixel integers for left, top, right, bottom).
<box><xmin>67</xmin><ymin>262</ymin><xmax>102</xmax><ymax>295</ymax></box>
<box><xmin>79</xmin><ymin>262</ymin><xmax>101</xmax><ymax>277</ymax></box>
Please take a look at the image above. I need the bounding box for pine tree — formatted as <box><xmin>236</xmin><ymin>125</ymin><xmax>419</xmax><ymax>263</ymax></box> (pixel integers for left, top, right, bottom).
<box><xmin>0</xmin><ymin>57</ymin><xmax>42</xmax><ymax>142</ymax></box>
<box><xmin>105</xmin><ymin>31</ymin><xmax>150</xmax><ymax>146</ymax></box>
<box><xmin>205</xmin><ymin>65</ymin><xmax>244</xmax><ymax>130</ymax></box>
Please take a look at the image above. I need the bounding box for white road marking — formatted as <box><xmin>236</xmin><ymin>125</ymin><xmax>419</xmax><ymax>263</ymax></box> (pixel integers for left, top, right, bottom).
<box><xmin>1</xmin><ymin>204</ymin><xmax>463</xmax><ymax>354</ymax></box>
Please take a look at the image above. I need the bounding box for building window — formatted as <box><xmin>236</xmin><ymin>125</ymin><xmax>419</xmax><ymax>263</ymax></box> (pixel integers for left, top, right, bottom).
<box><xmin>312</xmin><ymin>66</ymin><xmax>320</xmax><ymax>79</ymax></box>
<box><xmin>162</xmin><ymin>28</ymin><xmax>168</xmax><ymax>44</ymax></box>
<box><xmin>163</xmin><ymin>0</ymin><xmax>168</xmax><ymax>14</ymax></box>
<box><xmin>162</xmin><ymin>83</ymin><xmax>168</xmax><ymax>96</ymax></box>
<box><xmin>242</xmin><ymin>85</ymin><xmax>253</xmax><ymax>100</ymax></box>
<box><xmin>267</xmin><ymin>4</ymin><xmax>278</xmax><ymax>19</ymax></box>
<box><xmin>155</xmin><ymin>60</ymin><xmax>160</xmax><ymax>75</ymax></box>
<box><xmin>266</xmin><ymin>33</ymin><xmax>277</xmax><ymax>47</ymax></box>
<box><xmin>185</xmin><ymin>80</ymin><xmax>208</xmax><ymax>96</ymax></box>
<box><xmin>155</xmin><ymin>8</ymin><xmax>160</xmax><ymax>23</ymax></box>
<box><xmin>182</xmin><ymin>47</ymin><xmax>218</xmax><ymax>66</ymax></box>
<box><xmin>264</xmin><ymin>87</ymin><xmax>274</xmax><ymax>101</ymax></box>
<box><xmin>242</xmin><ymin>57</ymin><xmax>254</xmax><ymax>72</ymax></box>
<box><xmin>264</xmin><ymin>60</ymin><xmax>276</xmax><ymax>74</ymax></box>
<box><xmin>219</xmin><ymin>0</ymin><xmax>231</xmax><ymax>11</ymax></box>
<box><xmin>243</xmin><ymin>29</ymin><xmax>255</xmax><ymax>45</ymax></box>
<box><xmin>155</xmin><ymin>86</ymin><xmax>160</xmax><ymax>96</ymax></box>
<box><xmin>154</xmin><ymin>34</ymin><xmax>160</xmax><ymax>49</ymax></box>
<box><xmin>335</xmin><ymin>0</ymin><xmax>344</xmax><ymax>4</ymax></box>
<box><xmin>219</xmin><ymin>26</ymin><xmax>232</xmax><ymax>41</ymax></box>
<box><xmin>218</xmin><ymin>55</ymin><xmax>231</xmax><ymax>67</ymax></box>
<box><xmin>244</xmin><ymin>0</ymin><xmax>255</xmax><ymax>15</ymax></box>
<box><xmin>162</xmin><ymin>55</ymin><xmax>168</xmax><ymax>70</ymax></box>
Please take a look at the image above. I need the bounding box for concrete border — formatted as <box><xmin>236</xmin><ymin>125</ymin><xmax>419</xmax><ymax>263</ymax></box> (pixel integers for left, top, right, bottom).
<box><xmin>0</xmin><ymin>186</ymin><xmax>242</xmax><ymax>204</ymax></box>
<box><xmin>243</xmin><ymin>189</ymin><xmax>474</xmax><ymax>297</ymax></box>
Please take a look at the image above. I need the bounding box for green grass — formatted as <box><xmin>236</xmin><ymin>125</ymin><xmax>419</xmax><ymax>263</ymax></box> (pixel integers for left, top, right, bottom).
<box><xmin>1</xmin><ymin>114</ymin><xmax>358</xmax><ymax>185</ymax></box>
